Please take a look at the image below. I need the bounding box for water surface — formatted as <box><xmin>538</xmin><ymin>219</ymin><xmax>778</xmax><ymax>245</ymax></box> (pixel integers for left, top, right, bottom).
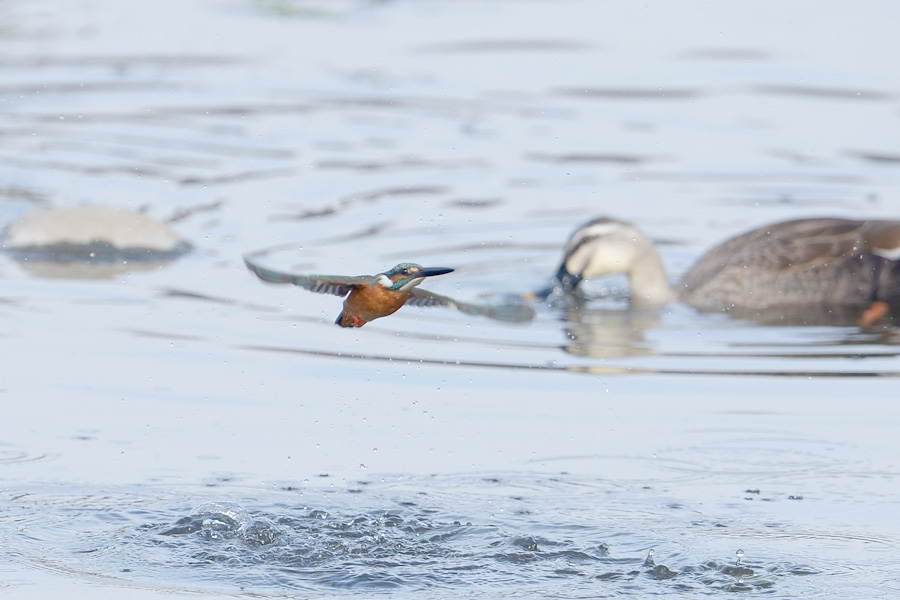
<box><xmin>2</xmin><ymin>0</ymin><xmax>900</xmax><ymax>597</ymax></box>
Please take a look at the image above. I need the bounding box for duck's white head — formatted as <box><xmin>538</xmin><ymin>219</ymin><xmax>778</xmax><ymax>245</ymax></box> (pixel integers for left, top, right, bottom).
<box><xmin>550</xmin><ymin>217</ymin><xmax>674</xmax><ymax>306</ymax></box>
<box><xmin>555</xmin><ymin>218</ymin><xmax>651</xmax><ymax>286</ymax></box>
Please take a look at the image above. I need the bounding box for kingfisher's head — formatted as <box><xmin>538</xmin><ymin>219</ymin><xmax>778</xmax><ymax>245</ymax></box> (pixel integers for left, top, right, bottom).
<box><xmin>373</xmin><ymin>263</ymin><xmax>454</xmax><ymax>291</ymax></box>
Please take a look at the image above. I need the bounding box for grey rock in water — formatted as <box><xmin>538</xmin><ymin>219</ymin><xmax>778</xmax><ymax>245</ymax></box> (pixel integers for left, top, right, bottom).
<box><xmin>3</xmin><ymin>206</ymin><xmax>192</xmax><ymax>279</ymax></box>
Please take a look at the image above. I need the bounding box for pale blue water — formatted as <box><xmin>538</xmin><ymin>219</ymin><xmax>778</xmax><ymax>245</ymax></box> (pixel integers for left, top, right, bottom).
<box><xmin>1</xmin><ymin>0</ymin><xmax>900</xmax><ymax>597</ymax></box>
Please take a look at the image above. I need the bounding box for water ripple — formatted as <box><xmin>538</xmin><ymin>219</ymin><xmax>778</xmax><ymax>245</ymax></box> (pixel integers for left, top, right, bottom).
<box><xmin>3</xmin><ymin>476</ymin><xmax>894</xmax><ymax>597</ymax></box>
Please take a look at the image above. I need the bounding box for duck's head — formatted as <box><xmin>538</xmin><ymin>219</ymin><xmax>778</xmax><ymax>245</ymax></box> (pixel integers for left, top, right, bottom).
<box><xmin>552</xmin><ymin>217</ymin><xmax>656</xmax><ymax>294</ymax></box>
<box><xmin>374</xmin><ymin>263</ymin><xmax>454</xmax><ymax>291</ymax></box>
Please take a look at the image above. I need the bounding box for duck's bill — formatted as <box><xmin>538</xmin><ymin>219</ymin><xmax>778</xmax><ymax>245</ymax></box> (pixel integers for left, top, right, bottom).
<box><xmin>526</xmin><ymin>265</ymin><xmax>583</xmax><ymax>301</ymax></box>
<box><xmin>554</xmin><ymin>264</ymin><xmax>582</xmax><ymax>293</ymax></box>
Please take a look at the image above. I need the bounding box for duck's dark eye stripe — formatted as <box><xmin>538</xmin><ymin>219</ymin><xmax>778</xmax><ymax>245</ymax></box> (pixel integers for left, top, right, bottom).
<box><xmin>568</xmin><ymin>235</ymin><xmax>597</xmax><ymax>256</ymax></box>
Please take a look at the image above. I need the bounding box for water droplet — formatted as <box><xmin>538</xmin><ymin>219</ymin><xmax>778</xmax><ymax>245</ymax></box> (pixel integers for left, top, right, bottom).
<box><xmin>359</xmin><ymin>463</ymin><xmax>367</xmax><ymax>470</ymax></box>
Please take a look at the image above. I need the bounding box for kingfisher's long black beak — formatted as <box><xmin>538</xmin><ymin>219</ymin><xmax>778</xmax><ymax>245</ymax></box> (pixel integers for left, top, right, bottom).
<box><xmin>418</xmin><ymin>267</ymin><xmax>454</xmax><ymax>278</ymax></box>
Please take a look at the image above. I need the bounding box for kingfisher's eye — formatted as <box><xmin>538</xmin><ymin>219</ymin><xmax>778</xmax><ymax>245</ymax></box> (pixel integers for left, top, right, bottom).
<box><xmin>401</xmin><ymin>269</ymin><xmax>411</xmax><ymax>275</ymax></box>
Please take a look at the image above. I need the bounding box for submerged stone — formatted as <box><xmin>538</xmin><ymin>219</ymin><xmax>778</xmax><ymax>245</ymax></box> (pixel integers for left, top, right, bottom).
<box><xmin>3</xmin><ymin>206</ymin><xmax>192</xmax><ymax>278</ymax></box>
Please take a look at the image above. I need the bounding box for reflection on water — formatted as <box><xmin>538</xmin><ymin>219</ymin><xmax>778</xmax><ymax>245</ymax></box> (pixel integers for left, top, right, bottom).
<box><xmin>557</xmin><ymin>296</ymin><xmax>900</xmax><ymax>367</ymax></box>
<box><xmin>12</xmin><ymin>259</ymin><xmax>180</xmax><ymax>280</ymax></box>
<box><xmin>561</xmin><ymin>302</ymin><xmax>663</xmax><ymax>359</ymax></box>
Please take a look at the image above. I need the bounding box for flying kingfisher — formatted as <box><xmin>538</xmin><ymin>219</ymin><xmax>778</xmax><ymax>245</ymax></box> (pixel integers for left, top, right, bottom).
<box><xmin>245</xmin><ymin>258</ymin><xmax>535</xmax><ymax>327</ymax></box>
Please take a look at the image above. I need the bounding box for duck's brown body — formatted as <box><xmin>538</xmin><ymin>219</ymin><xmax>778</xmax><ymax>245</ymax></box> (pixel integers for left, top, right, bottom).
<box><xmin>680</xmin><ymin>219</ymin><xmax>900</xmax><ymax>312</ymax></box>
<box><xmin>547</xmin><ymin>217</ymin><xmax>900</xmax><ymax>325</ymax></box>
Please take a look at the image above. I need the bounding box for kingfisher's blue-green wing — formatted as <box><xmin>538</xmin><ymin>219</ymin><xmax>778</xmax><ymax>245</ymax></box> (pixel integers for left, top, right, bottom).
<box><xmin>244</xmin><ymin>258</ymin><xmax>371</xmax><ymax>297</ymax></box>
<box><xmin>408</xmin><ymin>288</ymin><xmax>535</xmax><ymax>323</ymax></box>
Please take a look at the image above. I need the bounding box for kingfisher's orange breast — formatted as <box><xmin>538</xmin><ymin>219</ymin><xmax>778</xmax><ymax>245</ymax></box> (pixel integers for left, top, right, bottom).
<box><xmin>338</xmin><ymin>285</ymin><xmax>410</xmax><ymax>327</ymax></box>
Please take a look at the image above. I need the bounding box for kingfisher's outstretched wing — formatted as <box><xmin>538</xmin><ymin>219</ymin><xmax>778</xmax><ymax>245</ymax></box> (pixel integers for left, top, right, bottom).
<box><xmin>409</xmin><ymin>288</ymin><xmax>535</xmax><ymax>323</ymax></box>
<box><xmin>244</xmin><ymin>258</ymin><xmax>371</xmax><ymax>297</ymax></box>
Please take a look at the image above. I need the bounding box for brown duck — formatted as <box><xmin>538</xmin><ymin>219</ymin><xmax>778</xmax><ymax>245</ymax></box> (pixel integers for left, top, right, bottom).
<box><xmin>545</xmin><ymin>217</ymin><xmax>900</xmax><ymax>325</ymax></box>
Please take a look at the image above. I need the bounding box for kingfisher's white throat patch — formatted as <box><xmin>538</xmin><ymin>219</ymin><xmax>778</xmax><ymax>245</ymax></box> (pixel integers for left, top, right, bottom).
<box><xmin>376</xmin><ymin>274</ymin><xmax>425</xmax><ymax>291</ymax></box>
